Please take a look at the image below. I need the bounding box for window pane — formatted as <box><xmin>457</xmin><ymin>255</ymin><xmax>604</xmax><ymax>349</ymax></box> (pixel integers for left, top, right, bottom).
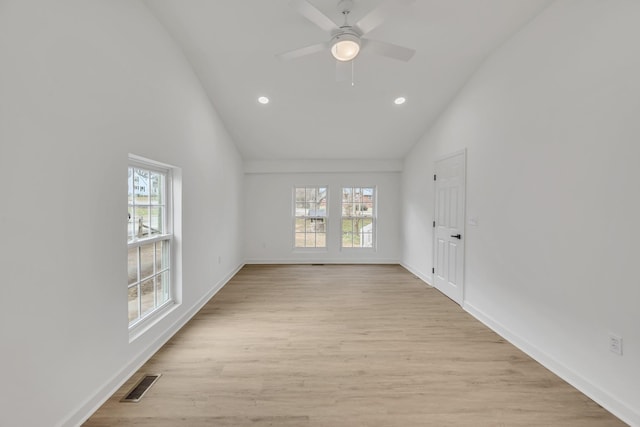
<box><xmin>308</xmin><ymin>202</ymin><xmax>318</xmax><ymax>216</ymax></box>
<box><xmin>128</xmin><ymin>247</ymin><xmax>138</xmax><ymax>285</ymax></box>
<box><xmin>295</xmin><ymin>202</ymin><xmax>306</xmax><ymax>216</ymax></box>
<box><xmin>305</xmin><ymin>233</ymin><xmax>316</xmax><ymax>248</ymax></box>
<box><xmin>157</xmin><ymin>271</ymin><xmax>170</xmax><ymax>305</ymax></box>
<box><xmin>305</xmin><ymin>218</ymin><xmax>315</xmax><ymax>232</ymax></box>
<box><xmin>316</xmin><ymin>233</ymin><xmax>326</xmax><ymax>248</ymax></box>
<box><xmin>364</xmin><ymin>188</ymin><xmax>374</xmax><ymax>205</ymax></box>
<box><xmin>133</xmin><ymin>206</ymin><xmax>149</xmax><ymax>238</ymax></box>
<box><xmin>360</xmin><ymin>234</ymin><xmax>373</xmax><ymax>248</ymax></box>
<box><xmin>295</xmin><ymin>218</ymin><xmax>305</xmax><ymax>232</ymax></box>
<box><xmin>128</xmin><ymin>207</ymin><xmax>134</xmax><ymax>241</ymax></box>
<box><xmin>134</xmin><ymin>169</ymin><xmax>149</xmax><ymax>200</ymax></box>
<box><xmin>140</xmin><ymin>279</ymin><xmax>155</xmax><ymax>317</ymax></box>
<box><xmin>342</xmin><ymin>218</ymin><xmax>354</xmax><ymax>248</ymax></box>
<box><xmin>313</xmin><ymin>217</ymin><xmax>326</xmax><ymax>233</ymax></box>
<box><xmin>360</xmin><ymin>204</ymin><xmax>372</xmax><ymax>216</ymax></box>
<box><xmin>128</xmin><ymin>285</ymin><xmax>139</xmax><ymax>323</ymax></box>
<box><xmin>155</xmin><ymin>240</ymin><xmax>169</xmax><ymax>272</ymax></box>
<box><xmin>360</xmin><ymin>218</ymin><xmax>373</xmax><ymax>248</ymax></box>
<box><xmin>295</xmin><ymin>233</ymin><xmax>305</xmax><ymax>247</ymax></box>
<box><xmin>305</xmin><ymin>187</ymin><xmax>316</xmax><ymax>202</ymax></box>
<box><xmin>342</xmin><ymin>187</ymin><xmax>352</xmax><ymax>203</ymax></box>
<box><xmin>149</xmin><ymin>206</ymin><xmax>163</xmax><ymax>236</ymax></box>
<box><xmin>140</xmin><ymin>243</ymin><xmax>154</xmax><ymax>280</ymax></box>
<box><xmin>295</xmin><ymin>188</ymin><xmax>306</xmax><ymax>202</ymax></box>
<box><xmin>128</xmin><ymin>168</ymin><xmax>134</xmax><ymax>204</ymax></box>
<box><xmin>132</xmin><ymin>208</ymin><xmax>140</xmax><ymax>238</ymax></box>
<box><xmin>354</xmin><ymin>218</ymin><xmax>367</xmax><ymax>246</ymax></box>
<box><xmin>318</xmin><ymin>187</ymin><xmax>327</xmax><ymax>200</ymax></box>
<box><xmin>150</xmin><ymin>172</ymin><xmax>164</xmax><ymax>205</ymax></box>
<box><xmin>342</xmin><ymin>202</ymin><xmax>353</xmax><ymax>216</ymax></box>
<box><xmin>127</xmin><ymin>168</ymin><xmax>135</xmax><ymax>240</ymax></box>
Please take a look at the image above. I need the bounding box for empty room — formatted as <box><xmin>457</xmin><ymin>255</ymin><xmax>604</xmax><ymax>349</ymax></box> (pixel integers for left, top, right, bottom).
<box><xmin>1</xmin><ymin>0</ymin><xmax>638</xmax><ymax>426</ymax></box>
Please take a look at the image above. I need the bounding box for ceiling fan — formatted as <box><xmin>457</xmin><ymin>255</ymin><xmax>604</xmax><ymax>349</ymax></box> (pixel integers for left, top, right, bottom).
<box><xmin>277</xmin><ymin>0</ymin><xmax>416</xmax><ymax>77</ymax></box>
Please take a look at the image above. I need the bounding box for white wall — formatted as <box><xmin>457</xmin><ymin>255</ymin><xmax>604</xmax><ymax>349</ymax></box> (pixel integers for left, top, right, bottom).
<box><xmin>245</xmin><ymin>161</ymin><xmax>402</xmax><ymax>263</ymax></box>
<box><xmin>0</xmin><ymin>1</ymin><xmax>244</xmax><ymax>426</ymax></box>
<box><xmin>402</xmin><ymin>0</ymin><xmax>640</xmax><ymax>424</ymax></box>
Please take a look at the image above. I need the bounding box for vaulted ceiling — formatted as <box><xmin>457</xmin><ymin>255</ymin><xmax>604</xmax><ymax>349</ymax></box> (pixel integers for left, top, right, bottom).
<box><xmin>144</xmin><ymin>0</ymin><xmax>553</xmax><ymax>160</ymax></box>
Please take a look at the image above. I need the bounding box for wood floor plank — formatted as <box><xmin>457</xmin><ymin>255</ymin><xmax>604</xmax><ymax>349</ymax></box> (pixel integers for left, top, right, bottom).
<box><xmin>84</xmin><ymin>265</ymin><xmax>625</xmax><ymax>426</ymax></box>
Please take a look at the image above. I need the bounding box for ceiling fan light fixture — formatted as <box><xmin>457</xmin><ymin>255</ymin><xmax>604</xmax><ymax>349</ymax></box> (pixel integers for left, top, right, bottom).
<box><xmin>331</xmin><ymin>33</ymin><xmax>361</xmax><ymax>62</ymax></box>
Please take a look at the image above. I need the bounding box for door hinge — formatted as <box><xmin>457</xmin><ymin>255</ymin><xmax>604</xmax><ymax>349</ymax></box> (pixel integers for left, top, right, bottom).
<box><xmin>433</xmin><ymin>174</ymin><xmax>437</xmax><ymax>181</ymax></box>
<box><xmin>433</xmin><ymin>221</ymin><xmax>436</xmax><ymax>227</ymax></box>
<box><xmin>432</xmin><ymin>267</ymin><xmax>435</xmax><ymax>274</ymax></box>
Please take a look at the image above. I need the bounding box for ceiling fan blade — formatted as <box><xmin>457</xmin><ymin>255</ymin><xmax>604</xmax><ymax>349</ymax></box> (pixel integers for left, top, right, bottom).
<box><xmin>336</xmin><ymin>60</ymin><xmax>351</xmax><ymax>82</ymax></box>
<box><xmin>290</xmin><ymin>0</ymin><xmax>338</xmax><ymax>33</ymax></box>
<box><xmin>363</xmin><ymin>38</ymin><xmax>415</xmax><ymax>62</ymax></box>
<box><xmin>276</xmin><ymin>42</ymin><xmax>329</xmax><ymax>61</ymax></box>
<box><xmin>355</xmin><ymin>0</ymin><xmax>415</xmax><ymax>35</ymax></box>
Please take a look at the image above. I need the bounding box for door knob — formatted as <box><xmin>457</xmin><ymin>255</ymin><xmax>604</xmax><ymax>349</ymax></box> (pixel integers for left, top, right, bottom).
<box><xmin>451</xmin><ymin>234</ymin><xmax>461</xmax><ymax>239</ymax></box>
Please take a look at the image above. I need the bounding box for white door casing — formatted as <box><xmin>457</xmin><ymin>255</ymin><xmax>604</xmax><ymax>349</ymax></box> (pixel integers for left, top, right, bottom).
<box><xmin>433</xmin><ymin>150</ymin><xmax>466</xmax><ymax>305</ymax></box>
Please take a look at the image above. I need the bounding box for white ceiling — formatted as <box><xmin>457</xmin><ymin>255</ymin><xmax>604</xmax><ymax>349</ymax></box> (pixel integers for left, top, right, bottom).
<box><xmin>144</xmin><ymin>0</ymin><xmax>553</xmax><ymax>161</ymax></box>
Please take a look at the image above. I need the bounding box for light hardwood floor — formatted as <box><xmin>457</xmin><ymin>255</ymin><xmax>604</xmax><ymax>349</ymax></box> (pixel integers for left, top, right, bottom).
<box><xmin>85</xmin><ymin>264</ymin><xmax>625</xmax><ymax>426</ymax></box>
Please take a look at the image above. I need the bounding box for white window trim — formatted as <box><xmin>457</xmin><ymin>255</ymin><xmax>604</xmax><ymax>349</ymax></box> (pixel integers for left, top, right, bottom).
<box><xmin>128</xmin><ymin>155</ymin><xmax>181</xmax><ymax>341</ymax></box>
<box><xmin>292</xmin><ymin>185</ymin><xmax>329</xmax><ymax>251</ymax></box>
<box><xmin>339</xmin><ymin>185</ymin><xmax>377</xmax><ymax>251</ymax></box>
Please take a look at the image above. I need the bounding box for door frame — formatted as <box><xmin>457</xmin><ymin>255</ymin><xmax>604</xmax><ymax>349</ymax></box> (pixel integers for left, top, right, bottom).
<box><xmin>432</xmin><ymin>148</ymin><xmax>467</xmax><ymax>305</ymax></box>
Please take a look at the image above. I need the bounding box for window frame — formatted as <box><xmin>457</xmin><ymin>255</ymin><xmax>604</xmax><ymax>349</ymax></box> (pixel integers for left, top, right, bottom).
<box><xmin>340</xmin><ymin>186</ymin><xmax>377</xmax><ymax>250</ymax></box>
<box><xmin>127</xmin><ymin>156</ymin><xmax>176</xmax><ymax>336</ymax></box>
<box><xmin>292</xmin><ymin>185</ymin><xmax>329</xmax><ymax>250</ymax></box>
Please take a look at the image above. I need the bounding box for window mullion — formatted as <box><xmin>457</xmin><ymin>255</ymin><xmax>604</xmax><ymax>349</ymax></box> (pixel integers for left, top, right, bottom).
<box><xmin>137</xmin><ymin>246</ymin><xmax>142</xmax><ymax>322</ymax></box>
<box><xmin>153</xmin><ymin>242</ymin><xmax>157</xmax><ymax>309</ymax></box>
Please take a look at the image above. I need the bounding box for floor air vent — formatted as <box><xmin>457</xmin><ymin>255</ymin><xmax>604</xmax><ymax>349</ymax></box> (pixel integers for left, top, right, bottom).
<box><xmin>121</xmin><ymin>374</ymin><xmax>161</xmax><ymax>402</ymax></box>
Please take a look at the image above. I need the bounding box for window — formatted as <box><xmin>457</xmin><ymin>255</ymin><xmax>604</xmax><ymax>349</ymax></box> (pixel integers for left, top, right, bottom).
<box><xmin>341</xmin><ymin>187</ymin><xmax>375</xmax><ymax>248</ymax></box>
<box><xmin>294</xmin><ymin>186</ymin><xmax>328</xmax><ymax>248</ymax></box>
<box><xmin>127</xmin><ymin>161</ymin><xmax>172</xmax><ymax>328</ymax></box>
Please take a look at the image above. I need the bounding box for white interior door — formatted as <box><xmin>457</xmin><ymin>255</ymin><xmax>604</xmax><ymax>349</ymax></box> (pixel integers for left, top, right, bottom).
<box><xmin>433</xmin><ymin>150</ymin><xmax>466</xmax><ymax>305</ymax></box>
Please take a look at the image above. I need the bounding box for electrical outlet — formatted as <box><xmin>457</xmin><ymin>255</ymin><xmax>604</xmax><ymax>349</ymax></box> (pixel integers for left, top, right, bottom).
<box><xmin>609</xmin><ymin>334</ymin><xmax>623</xmax><ymax>356</ymax></box>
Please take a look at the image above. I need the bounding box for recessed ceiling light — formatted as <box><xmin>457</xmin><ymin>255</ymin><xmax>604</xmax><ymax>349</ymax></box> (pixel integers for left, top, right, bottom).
<box><xmin>257</xmin><ymin>96</ymin><xmax>269</xmax><ymax>105</ymax></box>
<box><xmin>394</xmin><ymin>97</ymin><xmax>406</xmax><ymax>105</ymax></box>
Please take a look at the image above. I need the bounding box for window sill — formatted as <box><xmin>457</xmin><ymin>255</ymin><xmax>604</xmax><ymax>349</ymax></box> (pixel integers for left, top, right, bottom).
<box><xmin>128</xmin><ymin>301</ymin><xmax>180</xmax><ymax>343</ymax></box>
<box><xmin>340</xmin><ymin>247</ymin><xmax>377</xmax><ymax>252</ymax></box>
<box><xmin>292</xmin><ymin>247</ymin><xmax>329</xmax><ymax>253</ymax></box>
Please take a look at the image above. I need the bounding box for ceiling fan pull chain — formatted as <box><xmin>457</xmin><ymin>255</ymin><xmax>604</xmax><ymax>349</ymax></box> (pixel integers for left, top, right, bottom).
<box><xmin>351</xmin><ymin>60</ymin><xmax>355</xmax><ymax>87</ymax></box>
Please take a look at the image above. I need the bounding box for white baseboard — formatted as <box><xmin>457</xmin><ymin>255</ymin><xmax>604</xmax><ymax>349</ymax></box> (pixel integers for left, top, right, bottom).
<box><xmin>61</xmin><ymin>263</ymin><xmax>245</xmax><ymax>427</ymax></box>
<box><xmin>244</xmin><ymin>258</ymin><xmax>401</xmax><ymax>265</ymax></box>
<box><xmin>464</xmin><ymin>302</ymin><xmax>639</xmax><ymax>427</ymax></box>
<box><xmin>400</xmin><ymin>262</ymin><xmax>433</xmax><ymax>287</ymax></box>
